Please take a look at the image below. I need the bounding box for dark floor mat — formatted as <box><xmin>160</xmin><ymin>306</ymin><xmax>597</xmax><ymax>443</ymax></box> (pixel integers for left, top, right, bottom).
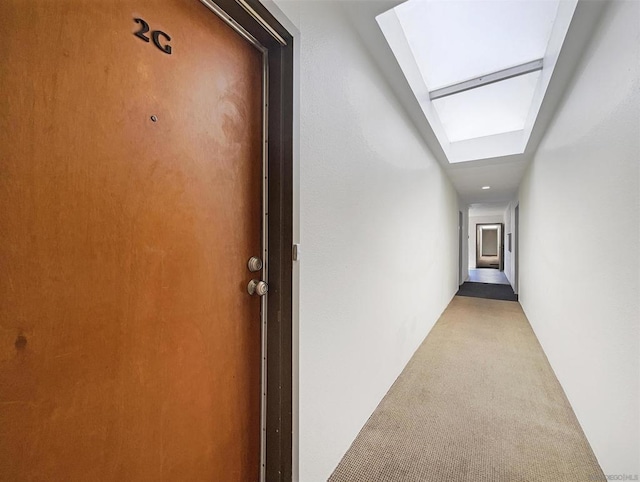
<box><xmin>456</xmin><ymin>282</ymin><xmax>518</xmax><ymax>302</ymax></box>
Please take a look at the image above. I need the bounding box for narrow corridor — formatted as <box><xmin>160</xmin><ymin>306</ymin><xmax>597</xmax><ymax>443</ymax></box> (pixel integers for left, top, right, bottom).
<box><xmin>329</xmin><ymin>296</ymin><xmax>603</xmax><ymax>482</ymax></box>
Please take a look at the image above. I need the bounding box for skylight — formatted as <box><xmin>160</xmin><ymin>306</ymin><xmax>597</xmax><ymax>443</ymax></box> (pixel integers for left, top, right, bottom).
<box><xmin>432</xmin><ymin>70</ymin><xmax>542</xmax><ymax>142</ymax></box>
<box><xmin>377</xmin><ymin>0</ymin><xmax>579</xmax><ymax>163</ymax></box>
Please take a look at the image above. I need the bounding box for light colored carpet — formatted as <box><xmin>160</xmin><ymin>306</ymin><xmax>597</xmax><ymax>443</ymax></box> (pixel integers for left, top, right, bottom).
<box><xmin>328</xmin><ymin>296</ymin><xmax>605</xmax><ymax>482</ymax></box>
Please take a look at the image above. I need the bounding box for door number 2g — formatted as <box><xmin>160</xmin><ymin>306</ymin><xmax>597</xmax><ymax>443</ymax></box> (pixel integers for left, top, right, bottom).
<box><xmin>134</xmin><ymin>18</ymin><xmax>172</xmax><ymax>55</ymax></box>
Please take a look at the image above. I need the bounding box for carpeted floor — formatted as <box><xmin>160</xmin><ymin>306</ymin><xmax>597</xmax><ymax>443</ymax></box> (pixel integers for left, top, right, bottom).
<box><xmin>457</xmin><ymin>282</ymin><xmax>518</xmax><ymax>301</ymax></box>
<box><xmin>328</xmin><ymin>297</ymin><xmax>604</xmax><ymax>482</ymax></box>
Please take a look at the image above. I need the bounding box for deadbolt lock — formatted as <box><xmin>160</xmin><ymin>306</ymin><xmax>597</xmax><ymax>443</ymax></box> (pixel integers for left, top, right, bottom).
<box><xmin>247</xmin><ymin>256</ymin><xmax>263</xmax><ymax>272</ymax></box>
<box><xmin>247</xmin><ymin>279</ymin><xmax>268</xmax><ymax>296</ymax></box>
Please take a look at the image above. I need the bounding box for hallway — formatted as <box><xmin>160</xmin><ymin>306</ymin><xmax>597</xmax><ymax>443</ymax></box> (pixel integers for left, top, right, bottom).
<box><xmin>279</xmin><ymin>0</ymin><xmax>639</xmax><ymax>478</ymax></box>
<box><xmin>329</xmin><ymin>296</ymin><xmax>603</xmax><ymax>482</ymax></box>
<box><xmin>0</xmin><ymin>0</ymin><xmax>637</xmax><ymax>480</ymax></box>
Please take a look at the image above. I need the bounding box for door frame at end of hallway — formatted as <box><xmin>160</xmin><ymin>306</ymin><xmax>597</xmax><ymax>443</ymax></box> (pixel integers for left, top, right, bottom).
<box><xmin>198</xmin><ymin>1</ymin><xmax>294</xmax><ymax>480</ymax></box>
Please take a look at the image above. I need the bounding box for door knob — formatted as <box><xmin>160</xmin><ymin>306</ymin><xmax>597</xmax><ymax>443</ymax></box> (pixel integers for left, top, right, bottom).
<box><xmin>247</xmin><ymin>279</ymin><xmax>268</xmax><ymax>296</ymax></box>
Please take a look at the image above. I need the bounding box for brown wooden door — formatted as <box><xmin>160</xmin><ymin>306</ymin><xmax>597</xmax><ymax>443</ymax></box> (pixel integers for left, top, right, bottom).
<box><xmin>0</xmin><ymin>1</ymin><xmax>263</xmax><ymax>480</ymax></box>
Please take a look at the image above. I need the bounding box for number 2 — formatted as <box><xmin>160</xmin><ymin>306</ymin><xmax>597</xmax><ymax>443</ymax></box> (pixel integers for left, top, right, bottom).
<box><xmin>133</xmin><ymin>18</ymin><xmax>150</xmax><ymax>42</ymax></box>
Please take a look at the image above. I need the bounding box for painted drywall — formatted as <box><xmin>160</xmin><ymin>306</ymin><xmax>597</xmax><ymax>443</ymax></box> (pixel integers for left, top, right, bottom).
<box><xmin>517</xmin><ymin>0</ymin><xmax>639</xmax><ymax>475</ymax></box>
<box><xmin>468</xmin><ymin>215</ymin><xmax>505</xmax><ymax>269</ymax></box>
<box><xmin>503</xmin><ymin>201</ymin><xmax>517</xmax><ymax>291</ymax></box>
<box><xmin>481</xmin><ymin>229</ymin><xmax>498</xmax><ymax>256</ymax></box>
<box><xmin>273</xmin><ymin>1</ymin><xmax>461</xmax><ymax>480</ymax></box>
<box><xmin>458</xmin><ymin>202</ymin><xmax>470</xmax><ymax>286</ymax></box>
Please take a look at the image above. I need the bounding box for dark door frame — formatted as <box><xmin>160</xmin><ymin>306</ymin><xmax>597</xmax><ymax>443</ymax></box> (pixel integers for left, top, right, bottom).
<box><xmin>475</xmin><ymin>222</ymin><xmax>504</xmax><ymax>271</ymax></box>
<box><xmin>201</xmin><ymin>1</ymin><xmax>293</xmax><ymax>480</ymax></box>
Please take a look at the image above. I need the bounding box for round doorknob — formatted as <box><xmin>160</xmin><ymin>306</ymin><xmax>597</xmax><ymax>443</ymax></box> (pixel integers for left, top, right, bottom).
<box><xmin>247</xmin><ymin>279</ymin><xmax>268</xmax><ymax>296</ymax></box>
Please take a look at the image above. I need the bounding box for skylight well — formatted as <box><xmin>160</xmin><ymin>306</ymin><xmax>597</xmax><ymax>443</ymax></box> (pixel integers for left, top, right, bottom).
<box><xmin>377</xmin><ymin>0</ymin><xmax>579</xmax><ymax>163</ymax></box>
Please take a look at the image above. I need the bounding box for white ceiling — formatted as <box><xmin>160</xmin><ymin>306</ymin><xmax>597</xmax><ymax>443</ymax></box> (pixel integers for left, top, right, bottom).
<box><xmin>340</xmin><ymin>0</ymin><xmax>606</xmax><ymax>205</ymax></box>
<box><xmin>469</xmin><ymin>201</ymin><xmax>511</xmax><ymax>218</ymax></box>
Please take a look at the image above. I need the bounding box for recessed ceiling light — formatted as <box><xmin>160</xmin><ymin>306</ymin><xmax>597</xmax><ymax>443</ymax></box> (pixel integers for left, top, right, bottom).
<box><xmin>482</xmin><ymin>186</ymin><xmax>491</xmax><ymax>190</ymax></box>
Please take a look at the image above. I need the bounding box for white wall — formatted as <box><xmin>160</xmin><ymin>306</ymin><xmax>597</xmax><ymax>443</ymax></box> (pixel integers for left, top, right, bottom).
<box><xmin>517</xmin><ymin>0</ymin><xmax>639</xmax><ymax>475</ymax></box>
<box><xmin>458</xmin><ymin>202</ymin><xmax>469</xmax><ymax>285</ymax></box>
<box><xmin>468</xmin><ymin>215</ymin><xmax>505</xmax><ymax>269</ymax></box>
<box><xmin>503</xmin><ymin>201</ymin><xmax>517</xmax><ymax>290</ymax></box>
<box><xmin>273</xmin><ymin>2</ymin><xmax>461</xmax><ymax>480</ymax></box>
